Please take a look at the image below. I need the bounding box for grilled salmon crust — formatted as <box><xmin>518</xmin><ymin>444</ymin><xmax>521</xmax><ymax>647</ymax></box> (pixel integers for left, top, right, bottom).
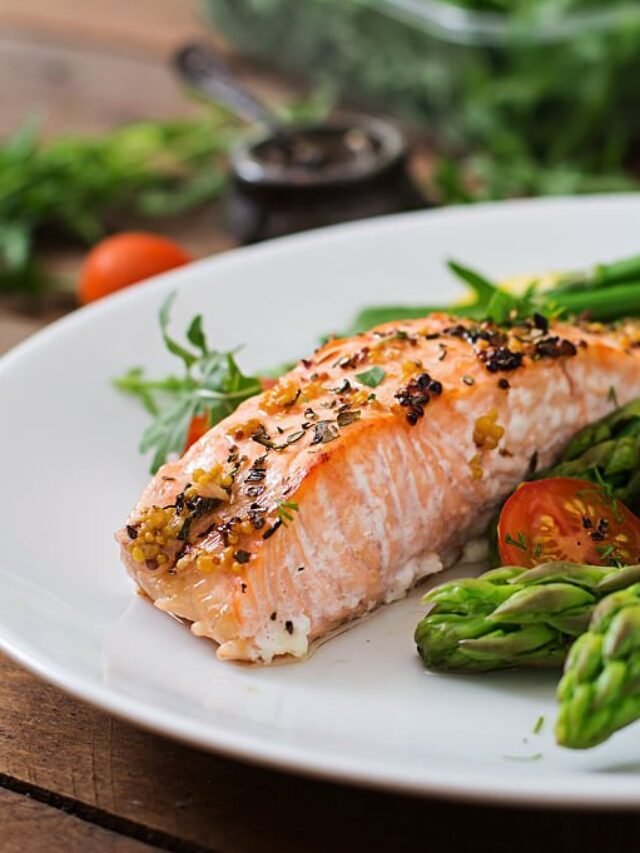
<box><xmin>117</xmin><ymin>313</ymin><xmax>640</xmax><ymax>662</ymax></box>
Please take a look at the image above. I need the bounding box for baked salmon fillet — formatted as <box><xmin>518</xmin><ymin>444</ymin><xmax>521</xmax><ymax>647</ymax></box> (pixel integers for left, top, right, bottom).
<box><xmin>117</xmin><ymin>313</ymin><xmax>640</xmax><ymax>662</ymax></box>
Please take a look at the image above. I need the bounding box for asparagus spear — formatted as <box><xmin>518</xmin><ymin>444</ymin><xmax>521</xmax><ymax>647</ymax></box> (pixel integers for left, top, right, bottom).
<box><xmin>538</xmin><ymin>399</ymin><xmax>640</xmax><ymax>512</ymax></box>
<box><xmin>556</xmin><ymin>583</ymin><xmax>640</xmax><ymax>749</ymax></box>
<box><xmin>415</xmin><ymin>562</ymin><xmax>640</xmax><ymax>673</ymax></box>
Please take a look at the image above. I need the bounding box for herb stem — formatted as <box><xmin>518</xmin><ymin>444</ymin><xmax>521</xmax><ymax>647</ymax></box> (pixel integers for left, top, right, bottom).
<box><xmin>194</xmin><ymin>385</ymin><xmax>262</xmax><ymax>402</ymax></box>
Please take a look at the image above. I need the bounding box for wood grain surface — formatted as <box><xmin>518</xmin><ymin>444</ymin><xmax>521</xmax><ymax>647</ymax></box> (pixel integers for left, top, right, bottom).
<box><xmin>0</xmin><ymin>788</ymin><xmax>158</xmax><ymax>853</ymax></box>
<box><xmin>4</xmin><ymin>653</ymin><xmax>640</xmax><ymax>853</ymax></box>
<box><xmin>0</xmin><ymin>788</ymin><xmax>159</xmax><ymax>853</ymax></box>
<box><xmin>2</xmin><ymin>2</ymin><xmax>640</xmax><ymax>850</ymax></box>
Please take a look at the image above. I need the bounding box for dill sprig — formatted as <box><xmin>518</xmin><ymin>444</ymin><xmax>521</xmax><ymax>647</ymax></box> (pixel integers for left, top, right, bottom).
<box><xmin>276</xmin><ymin>500</ymin><xmax>300</xmax><ymax>525</ymax></box>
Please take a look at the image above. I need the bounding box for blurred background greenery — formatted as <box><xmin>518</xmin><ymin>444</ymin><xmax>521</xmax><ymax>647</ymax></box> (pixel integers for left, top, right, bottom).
<box><xmin>2</xmin><ymin>0</ymin><xmax>640</xmax><ymax>312</ymax></box>
<box><xmin>205</xmin><ymin>0</ymin><xmax>640</xmax><ymax>200</ymax></box>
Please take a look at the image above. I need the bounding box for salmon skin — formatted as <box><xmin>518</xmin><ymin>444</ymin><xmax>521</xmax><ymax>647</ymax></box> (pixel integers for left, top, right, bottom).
<box><xmin>117</xmin><ymin>314</ymin><xmax>640</xmax><ymax>662</ymax></box>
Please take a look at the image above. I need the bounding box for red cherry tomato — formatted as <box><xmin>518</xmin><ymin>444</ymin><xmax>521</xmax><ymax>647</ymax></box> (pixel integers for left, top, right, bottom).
<box><xmin>497</xmin><ymin>477</ymin><xmax>640</xmax><ymax>567</ymax></box>
<box><xmin>184</xmin><ymin>414</ymin><xmax>209</xmax><ymax>452</ymax></box>
<box><xmin>78</xmin><ymin>232</ymin><xmax>191</xmax><ymax>304</ymax></box>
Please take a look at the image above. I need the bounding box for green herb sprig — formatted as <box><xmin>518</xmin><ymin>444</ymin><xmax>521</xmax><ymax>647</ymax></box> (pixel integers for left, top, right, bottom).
<box><xmin>114</xmin><ymin>293</ymin><xmax>261</xmax><ymax>473</ymax></box>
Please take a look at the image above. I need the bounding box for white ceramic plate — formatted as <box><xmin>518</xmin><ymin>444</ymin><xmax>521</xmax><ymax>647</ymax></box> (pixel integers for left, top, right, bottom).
<box><xmin>3</xmin><ymin>196</ymin><xmax>640</xmax><ymax>808</ymax></box>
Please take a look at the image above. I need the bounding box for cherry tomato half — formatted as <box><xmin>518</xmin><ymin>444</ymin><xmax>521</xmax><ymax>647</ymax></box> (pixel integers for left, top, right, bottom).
<box><xmin>497</xmin><ymin>477</ymin><xmax>640</xmax><ymax>567</ymax></box>
<box><xmin>78</xmin><ymin>232</ymin><xmax>191</xmax><ymax>304</ymax></box>
<box><xmin>184</xmin><ymin>414</ymin><xmax>210</xmax><ymax>452</ymax></box>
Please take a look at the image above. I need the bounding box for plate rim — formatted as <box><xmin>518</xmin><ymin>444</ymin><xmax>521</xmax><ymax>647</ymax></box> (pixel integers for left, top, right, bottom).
<box><xmin>4</xmin><ymin>193</ymin><xmax>640</xmax><ymax>808</ymax></box>
<box><xmin>4</xmin><ymin>630</ymin><xmax>640</xmax><ymax>810</ymax></box>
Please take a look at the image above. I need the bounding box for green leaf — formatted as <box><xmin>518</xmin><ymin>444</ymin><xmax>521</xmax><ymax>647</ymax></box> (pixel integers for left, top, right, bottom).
<box><xmin>113</xmin><ymin>367</ymin><xmax>159</xmax><ymax>415</ymax></box>
<box><xmin>355</xmin><ymin>366</ymin><xmax>386</xmax><ymax>388</ymax></box>
<box><xmin>447</xmin><ymin>260</ymin><xmax>500</xmax><ymax>305</ymax></box>
<box><xmin>158</xmin><ymin>292</ymin><xmax>197</xmax><ymax>369</ymax></box>
<box><xmin>186</xmin><ymin>314</ymin><xmax>208</xmax><ymax>355</ymax></box>
<box><xmin>115</xmin><ymin>294</ymin><xmax>263</xmax><ymax>472</ymax></box>
<box><xmin>485</xmin><ymin>289</ymin><xmax>519</xmax><ymax>325</ymax></box>
<box><xmin>139</xmin><ymin>395</ymin><xmax>198</xmax><ymax>474</ymax></box>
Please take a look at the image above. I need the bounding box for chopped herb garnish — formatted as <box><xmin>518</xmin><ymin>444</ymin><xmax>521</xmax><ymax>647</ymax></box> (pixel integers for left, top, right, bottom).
<box><xmin>591</xmin><ymin>471</ymin><xmax>624</xmax><ymax>522</ymax></box>
<box><xmin>252</xmin><ymin>433</ymin><xmax>278</xmax><ymax>450</ymax></box>
<box><xmin>595</xmin><ymin>544</ymin><xmax>616</xmax><ymax>560</ymax></box>
<box><xmin>608</xmin><ymin>385</ymin><xmax>620</xmax><ymax>408</ymax></box>
<box><xmin>533</xmin><ymin>715</ymin><xmax>545</xmax><ymax>735</ymax></box>
<box><xmin>286</xmin><ymin>430</ymin><xmax>305</xmax><ymax>445</ymax></box>
<box><xmin>505</xmin><ymin>531</ymin><xmax>528</xmax><ymax>552</ymax></box>
<box><xmin>276</xmin><ymin>500</ymin><xmax>300</xmax><ymax>525</ymax></box>
<box><xmin>337</xmin><ymin>409</ymin><xmax>361</xmax><ymax>427</ymax></box>
<box><xmin>310</xmin><ymin>420</ymin><xmax>339</xmax><ymax>445</ymax></box>
<box><xmin>595</xmin><ymin>544</ymin><xmax>623</xmax><ymax>566</ymax></box>
<box><xmin>245</xmin><ymin>466</ymin><xmax>266</xmax><ymax>482</ymax></box>
<box><xmin>355</xmin><ymin>366</ymin><xmax>386</xmax><ymax>388</ymax></box>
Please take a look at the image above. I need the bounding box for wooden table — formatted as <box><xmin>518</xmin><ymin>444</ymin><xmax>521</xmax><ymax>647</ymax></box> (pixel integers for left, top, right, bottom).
<box><xmin>2</xmin><ymin>4</ymin><xmax>640</xmax><ymax>850</ymax></box>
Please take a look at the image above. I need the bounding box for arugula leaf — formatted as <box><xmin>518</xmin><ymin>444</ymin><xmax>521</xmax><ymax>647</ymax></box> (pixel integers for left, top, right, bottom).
<box><xmin>159</xmin><ymin>293</ymin><xmax>198</xmax><ymax>369</ymax></box>
<box><xmin>140</xmin><ymin>395</ymin><xmax>199</xmax><ymax>475</ymax></box>
<box><xmin>115</xmin><ymin>294</ymin><xmax>263</xmax><ymax>473</ymax></box>
<box><xmin>186</xmin><ymin>314</ymin><xmax>208</xmax><ymax>355</ymax></box>
<box><xmin>113</xmin><ymin>367</ymin><xmax>161</xmax><ymax>415</ymax></box>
